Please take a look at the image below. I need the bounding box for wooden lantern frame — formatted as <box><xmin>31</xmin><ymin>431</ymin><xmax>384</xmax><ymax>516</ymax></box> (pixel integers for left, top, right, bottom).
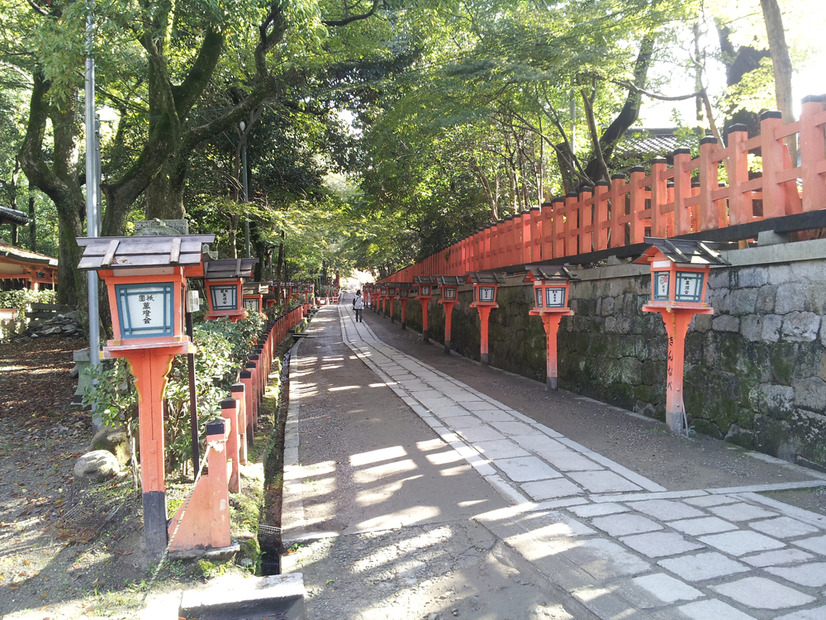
<box><xmin>636</xmin><ymin>237</ymin><xmax>726</xmax><ymax>434</ymax></box>
<box><xmin>467</xmin><ymin>272</ymin><xmax>506</xmax><ymax>365</ymax></box>
<box><xmin>436</xmin><ymin>275</ymin><xmax>463</xmax><ymax>354</ymax></box>
<box><xmin>525</xmin><ymin>265</ymin><xmax>577</xmax><ymax>390</ymax></box>
<box><xmin>77</xmin><ymin>234</ymin><xmax>214</xmax><ymax>555</ymax></box>
<box><xmin>203</xmin><ymin>258</ymin><xmax>258</xmax><ymax>321</ymax></box>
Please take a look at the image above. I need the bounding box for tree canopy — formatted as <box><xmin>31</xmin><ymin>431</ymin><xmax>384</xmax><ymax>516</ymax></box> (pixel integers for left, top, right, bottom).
<box><xmin>0</xmin><ymin>0</ymin><xmax>820</xmax><ymax>300</ymax></box>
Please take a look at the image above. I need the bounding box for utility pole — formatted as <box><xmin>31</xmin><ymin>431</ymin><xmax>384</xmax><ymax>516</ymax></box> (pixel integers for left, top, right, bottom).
<box><xmin>85</xmin><ymin>0</ymin><xmax>101</xmax><ymax>417</ymax></box>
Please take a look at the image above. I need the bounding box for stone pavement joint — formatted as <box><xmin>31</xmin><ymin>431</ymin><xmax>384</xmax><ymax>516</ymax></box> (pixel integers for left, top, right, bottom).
<box><xmin>280</xmin><ymin>304</ymin><xmax>826</xmax><ymax>618</ymax></box>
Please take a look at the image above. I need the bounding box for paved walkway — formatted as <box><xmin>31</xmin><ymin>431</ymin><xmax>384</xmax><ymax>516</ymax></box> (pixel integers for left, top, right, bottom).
<box><xmin>281</xmin><ymin>303</ymin><xmax>826</xmax><ymax>619</ymax></box>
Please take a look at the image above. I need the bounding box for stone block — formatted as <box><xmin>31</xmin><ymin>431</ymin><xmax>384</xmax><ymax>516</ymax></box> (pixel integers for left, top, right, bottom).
<box><xmin>692</xmin><ymin>313</ymin><xmax>712</xmax><ymax>333</ymax></box>
<box><xmin>793</xmin><ymin>377</ymin><xmax>826</xmax><ymax>413</ymax></box>
<box><xmin>768</xmin><ymin>263</ymin><xmax>794</xmax><ymax>286</ymax></box>
<box><xmin>734</xmin><ymin>266</ymin><xmax>769</xmax><ymax>287</ymax></box>
<box><xmin>790</xmin><ymin>260</ymin><xmax>826</xmax><ymax>283</ymax></box>
<box><xmin>709</xmin><ymin>287</ymin><xmax>730</xmax><ymax>313</ymax></box>
<box><xmin>781</xmin><ymin>311</ymin><xmax>821</xmax><ymax>342</ymax></box>
<box><xmin>762</xmin><ymin>314</ymin><xmax>782</xmax><ymax>342</ymax></box>
<box><xmin>804</xmin><ymin>283</ymin><xmax>826</xmax><ymax>314</ymax></box>
<box><xmin>712</xmin><ymin>314</ymin><xmax>740</xmax><ymax>333</ymax></box>
<box><xmin>707</xmin><ymin>269</ymin><xmax>730</xmax><ymax>290</ymax></box>
<box><xmin>754</xmin><ymin>384</ymin><xmax>795</xmax><ymax>419</ymax></box>
<box><xmin>730</xmin><ymin>288</ymin><xmax>758</xmax><ymax>315</ymax></box>
<box><xmin>710</xmin><ymin>576</ymin><xmax>815</xmax><ymax>610</ymax></box>
<box><xmin>657</xmin><ymin>551</ymin><xmax>749</xmax><ymax>581</ymax></box>
<box><xmin>775</xmin><ymin>282</ymin><xmax>806</xmax><ymax>313</ymax></box>
<box><xmin>755</xmin><ymin>284</ymin><xmax>777</xmax><ymax>313</ymax></box>
<box><xmin>740</xmin><ymin>315</ymin><xmax>762</xmax><ymax>342</ymax></box>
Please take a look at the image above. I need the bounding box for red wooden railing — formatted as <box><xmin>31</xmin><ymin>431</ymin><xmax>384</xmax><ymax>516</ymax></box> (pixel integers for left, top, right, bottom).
<box><xmin>384</xmin><ymin>96</ymin><xmax>826</xmax><ymax>283</ymax></box>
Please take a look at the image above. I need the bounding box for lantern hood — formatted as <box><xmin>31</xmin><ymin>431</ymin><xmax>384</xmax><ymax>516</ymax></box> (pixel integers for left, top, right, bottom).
<box><xmin>77</xmin><ymin>234</ymin><xmax>216</xmax><ymax>278</ymax></box>
<box><xmin>413</xmin><ymin>275</ymin><xmax>438</xmax><ymax>289</ymax></box>
<box><xmin>635</xmin><ymin>237</ymin><xmax>727</xmax><ymax>266</ymax></box>
<box><xmin>466</xmin><ymin>271</ymin><xmax>507</xmax><ymax>285</ymax></box>
<box><xmin>203</xmin><ymin>257</ymin><xmax>259</xmax><ymax>280</ymax></box>
<box><xmin>435</xmin><ymin>275</ymin><xmax>464</xmax><ymax>287</ymax></box>
<box><xmin>523</xmin><ymin>265</ymin><xmax>579</xmax><ymax>283</ymax></box>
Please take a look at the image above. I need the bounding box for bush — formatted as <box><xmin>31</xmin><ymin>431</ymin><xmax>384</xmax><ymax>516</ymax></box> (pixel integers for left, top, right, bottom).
<box><xmin>82</xmin><ymin>312</ymin><xmax>266</xmax><ymax>478</ymax></box>
<box><xmin>0</xmin><ymin>288</ymin><xmax>57</xmax><ymax>340</ymax></box>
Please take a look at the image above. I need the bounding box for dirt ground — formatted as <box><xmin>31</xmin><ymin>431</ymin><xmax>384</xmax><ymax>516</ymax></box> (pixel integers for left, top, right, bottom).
<box><xmin>0</xmin><ymin>336</ymin><xmax>256</xmax><ymax>620</ymax></box>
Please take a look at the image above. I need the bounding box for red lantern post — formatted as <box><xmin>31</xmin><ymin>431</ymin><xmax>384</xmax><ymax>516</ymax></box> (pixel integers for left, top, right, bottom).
<box><xmin>77</xmin><ymin>234</ymin><xmax>214</xmax><ymax>556</ymax></box>
<box><xmin>636</xmin><ymin>237</ymin><xmax>726</xmax><ymax>434</ymax></box>
<box><xmin>467</xmin><ymin>272</ymin><xmax>506</xmax><ymax>365</ymax></box>
<box><xmin>243</xmin><ymin>281</ymin><xmax>270</xmax><ymax>316</ymax></box>
<box><xmin>413</xmin><ymin>276</ymin><xmax>437</xmax><ymax>342</ymax></box>
<box><xmin>203</xmin><ymin>258</ymin><xmax>258</xmax><ymax>322</ymax></box>
<box><xmin>397</xmin><ymin>283</ymin><xmax>412</xmax><ymax>329</ymax></box>
<box><xmin>386</xmin><ymin>283</ymin><xmax>397</xmax><ymax>322</ymax></box>
<box><xmin>436</xmin><ymin>275</ymin><xmax>463</xmax><ymax>354</ymax></box>
<box><xmin>526</xmin><ymin>266</ymin><xmax>577</xmax><ymax>390</ymax></box>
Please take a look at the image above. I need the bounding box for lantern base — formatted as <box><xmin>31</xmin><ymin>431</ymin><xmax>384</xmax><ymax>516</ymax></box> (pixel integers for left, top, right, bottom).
<box><xmin>143</xmin><ymin>490</ymin><xmax>168</xmax><ymax>556</ymax></box>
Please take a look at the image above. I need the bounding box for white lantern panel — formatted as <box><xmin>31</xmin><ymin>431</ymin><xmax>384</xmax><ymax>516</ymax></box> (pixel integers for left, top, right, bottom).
<box><xmin>244</xmin><ymin>298</ymin><xmax>260</xmax><ymax>312</ymax></box>
<box><xmin>545</xmin><ymin>287</ymin><xmax>566</xmax><ymax>308</ymax></box>
<box><xmin>210</xmin><ymin>284</ymin><xmax>238</xmax><ymax>311</ymax></box>
<box><xmin>444</xmin><ymin>287</ymin><xmax>457</xmax><ymax>300</ymax></box>
<box><xmin>675</xmin><ymin>271</ymin><xmax>704</xmax><ymax>302</ymax></box>
<box><xmin>478</xmin><ymin>286</ymin><xmax>495</xmax><ymax>302</ymax></box>
<box><xmin>116</xmin><ymin>283</ymin><xmax>174</xmax><ymax>339</ymax></box>
<box><xmin>534</xmin><ymin>288</ymin><xmax>543</xmax><ymax>308</ymax></box>
<box><xmin>654</xmin><ymin>272</ymin><xmax>670</xmax><ymax>301</ymax></box>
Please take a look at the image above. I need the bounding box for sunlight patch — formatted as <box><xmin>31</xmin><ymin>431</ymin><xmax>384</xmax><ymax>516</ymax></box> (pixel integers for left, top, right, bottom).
<box><xmin>350</xmin><ymin>445</ymin><xmax>407</xmax><ymax>467</ymax></box>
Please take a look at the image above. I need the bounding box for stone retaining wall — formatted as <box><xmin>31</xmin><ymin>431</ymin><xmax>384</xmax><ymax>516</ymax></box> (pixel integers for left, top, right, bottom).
<box><xmin>388</xmin><ymin>237</ymin><xmax>826</xmax><ymax>469</ymax></box>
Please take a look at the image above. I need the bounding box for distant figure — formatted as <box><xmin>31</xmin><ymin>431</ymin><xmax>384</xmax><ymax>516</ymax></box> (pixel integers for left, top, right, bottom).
<box><xmin>353</xmin><ymin>290</ymin><xmax>364</xmax><ymax>323</ymax></box>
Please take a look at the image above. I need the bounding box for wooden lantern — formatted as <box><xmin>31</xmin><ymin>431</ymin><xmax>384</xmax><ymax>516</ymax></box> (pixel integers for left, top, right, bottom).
<box><xmin>413</xmin><ymin>275</ymin><xmax>437</xmax><ymax>342</ymax></box>
<box><xmin>203</xmin><ymin>258</ymin><xmax>258</xmax><ymax>321</ymax></box>
<box><xmin>77</xmin><ymin>234</ymin><xmax>214</xmax><ymax>555</ymax></box>
<box><xmin>436</xmin><ymin>275</ymin><xmax>463</xmax><ymax>354</ymax></box>
<box><xmin>467</xmin><ymin>272</ymin><xmax>506</xmax><ymax>365</ymax></box>
<box><xmin>636</xmin><ymin>237</ymin><xmax>726</xmax><ymax>434</ymax></box>
<box><xmin>525</xmin><ymin>265</ymin><xmax>577</xmax><ymax>390</ymax></box>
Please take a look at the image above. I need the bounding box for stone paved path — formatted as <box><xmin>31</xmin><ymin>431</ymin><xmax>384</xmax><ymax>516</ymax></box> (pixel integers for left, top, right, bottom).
<box><xmin>282</xmin><ymin>304</ymin><xmax>826</xmax><ymax>619</ymax></box>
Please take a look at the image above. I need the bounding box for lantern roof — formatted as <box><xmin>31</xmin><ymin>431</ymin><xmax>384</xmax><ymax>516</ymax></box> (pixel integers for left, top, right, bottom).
<box><xmin>77</xmin><ymin>235</ymin><xmax>215</xmax><ymax>271</ymax></box>
<box><xmin>244</xmin><ymin>281</ymin><xmax>271</xmax><ymax>295</ymax></box>
<box><xmin>523</xmin><ymin>265</ymin><xmax>578</xmax><ymax>283</ymax></box>
<box><xmin>435</xmin><ymin>275</ymin><xmax>463</xmax><ymax>287</ymax></box>
<box><xmin>394</xmin><ymin>281</ymin><xmax>412</xmax><ymax>289</ymax></box>
<box><xmin>635</xmin><ymin>237</ymin><xmax>726</xmax><ymax>266</ymax></box>
<box><xmin>203</xmin><ymin>257</ymin><xmax>259</xmax><ymax>279</ymax></box>
<box><xmin>466</xmin><ymin>271</ymin><xmax>507</xmax><ymax>285</ymax></box>
<box><xmin>413</xmin><ymin>275</ymin><xmax>437</xmax><ymax>285</ymax></box>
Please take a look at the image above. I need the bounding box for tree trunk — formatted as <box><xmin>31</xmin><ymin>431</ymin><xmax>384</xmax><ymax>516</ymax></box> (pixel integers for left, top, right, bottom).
<box><xmin>18</xmin><ymin>70</ymin><xmax>85</xmax><ymax>307</ymax></box>
<box><xmin>145</xmin><ymin>151</ymin><xmax>188</xmax><ymax>220</ymax></box>
<box><xmin>760</xmin><ymin>0</ymin><xmax>796</xmax><ymax>160</ymax></box>
<box><xmin>28</xmin><ymin>195</ymin><xmax>36</xmax><ymax>250</ymax></box>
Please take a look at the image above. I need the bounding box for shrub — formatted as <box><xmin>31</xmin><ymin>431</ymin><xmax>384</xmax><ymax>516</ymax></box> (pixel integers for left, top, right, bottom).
<box><xmin>0</xmin><ymin>288</ymin><xmax>57</xmax><ymax>340</ymax></box>
<box><xmin>82</xmin><ymin>312</ymin><xmax>266</xmax><ymax>478</ymax></box>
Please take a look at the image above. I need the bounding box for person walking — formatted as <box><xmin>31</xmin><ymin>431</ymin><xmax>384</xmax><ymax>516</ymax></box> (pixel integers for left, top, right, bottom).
<box><xmin>353</xmin><ymin>290</ymin><xmax>365</xmax><ymax>323</ymax></box>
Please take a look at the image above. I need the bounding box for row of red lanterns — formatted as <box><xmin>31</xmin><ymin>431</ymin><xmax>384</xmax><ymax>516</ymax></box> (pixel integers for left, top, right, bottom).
<box><xmin>371</xmin><ymin>238</ymin><xmax>726</xmax><ymax>435</ymax></box>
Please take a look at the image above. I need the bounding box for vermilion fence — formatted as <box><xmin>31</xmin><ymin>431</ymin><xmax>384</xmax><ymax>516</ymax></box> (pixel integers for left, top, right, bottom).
<box><xmin>385</xmin><ymin>96</ymin><xmax>826</xmax><ymax>282</ymax></box>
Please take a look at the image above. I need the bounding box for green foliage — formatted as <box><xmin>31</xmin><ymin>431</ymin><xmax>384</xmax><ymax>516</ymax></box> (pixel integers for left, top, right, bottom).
<box><xmin>82</xmin><ymin>312</ymin><xmax>265</xmax><ymax>477</ymax></box>
<box><xmin>81</xmin><ymin>359</ymin><xmax>139</xmax><ymax>431</ymax></box>
<box><xmin>0</xmin><ymin>288</ymin><xmax>57</xmax><ymax>339</ymax></box>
